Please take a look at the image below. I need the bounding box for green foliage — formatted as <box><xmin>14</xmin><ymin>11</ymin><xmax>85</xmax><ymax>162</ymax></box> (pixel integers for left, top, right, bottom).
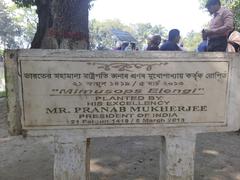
<box><xmin>0</xmin><ymin>91</ymin><xmax>6</xmax><ymax>97</ymax></box>
<box><xmin>199</xmin><ymin>0</ymin><xmax>240</xmax><ymax>30</ymax></box>
<box><xmin>131</xmin><ymin>23</ymin><xmax>167</xmax><ymax>48</ymax></box>
<box><xmin>8</xmin><ymin>4</ymin><xmax>37</xmax><ymax>48</ymax></box>
<box><xmin>0</xmin><ymin>1</ymin><xmax>22</xmax><ymax>49</ymax></box>
<box><xmin>0</xmin><ymin>1</ymin><xmax>37</xmax><ymax>50</ymax></box>
<box><xmin>229</xmin><ymin>0</ymin><xmax>240</xmax><ymax>30</ymax></box>
<box><xmin>183</xmin><ymin>31</ymin><xmax>202</xmax><ymax>51</ymax></box>
<box><xmin>12</xmin><ymin>0</ymin><xmax>35</xmax><ymax>7</ymax></box>
<box><xmin>13</xmin><ymin>0</ymin><xmax>95</xmax><ymax>8</ymax></box>
<box><xmin>199</xmin><ymin>0</ymin><xmax>207</xmax><ymax>8</ymax></box>
<box><xmin>89</xmin><ymin>19</ymin><xmax>132</xmax><ymax>49</ymax></box>
<box><xmin>89</xmin><ymin>19</ymin><xmax>167</xmax><ymax>50</ymax></box>
<box><xmin>199</xmin><ymin>0</ymin><xmax>229</xmax><ymax>8</ymax></box>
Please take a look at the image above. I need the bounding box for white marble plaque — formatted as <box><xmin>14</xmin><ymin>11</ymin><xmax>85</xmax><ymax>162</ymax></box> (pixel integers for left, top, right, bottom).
<box><xmin>19</xmin><ymin>60</ymin><xmax>229</xmax><ymax>128</ymax></box>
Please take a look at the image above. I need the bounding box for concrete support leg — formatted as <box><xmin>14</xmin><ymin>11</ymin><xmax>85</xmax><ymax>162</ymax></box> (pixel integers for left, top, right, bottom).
<box><xmin>54</xmin><ymin>136</ymin><xmax>91</xmax><ymax>180</ymax></box>
<box><xmin>159</xmin><ymin>136</ymin><xmax>167</xmax><ymax>180</ymax></box>
<box><xmin>159</xmin><ymin>134</ymin><xmax>196</xmax><ymax>180</ymax></box>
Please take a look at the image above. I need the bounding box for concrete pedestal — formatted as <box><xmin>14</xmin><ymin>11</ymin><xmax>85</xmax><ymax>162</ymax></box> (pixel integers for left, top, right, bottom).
<box><xmin>54</xmin><ymin>136</ymin><xmax>90</xmax><ymax>180</ymax></box>
<box><xmin>160</xmin><ymin>134</ymin><xmax>196</xmax><ymax>180</ymax></box>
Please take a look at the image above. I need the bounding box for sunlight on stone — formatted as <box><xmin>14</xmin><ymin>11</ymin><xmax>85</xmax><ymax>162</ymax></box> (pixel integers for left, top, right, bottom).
<box><xmin>202</xmin><ymin>149</ymin><xmax>219</xmax><ymax>156</ymax></box>
<box><xmin>90</xmin><ymin>159</ymin><xmax>113</xmax><ymax>174</ymax></box>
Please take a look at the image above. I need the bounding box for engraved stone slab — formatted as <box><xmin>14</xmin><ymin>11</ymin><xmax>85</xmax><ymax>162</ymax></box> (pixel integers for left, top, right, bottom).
<box><xmin>5</xmin><ymin>50</ymin><xmax>240</xmax><ymax>180</ymax></box>
<box><xmin>19</xmin><ymin>57</ymin><xmax>230</xmax><ymax>129</ymax></box>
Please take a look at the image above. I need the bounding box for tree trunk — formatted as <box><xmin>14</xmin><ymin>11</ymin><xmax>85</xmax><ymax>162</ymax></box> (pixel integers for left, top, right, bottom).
<box><xmin>32</xmin><ymin>0</ymin><xmax>89</xmax><ymax>49</ymax></box>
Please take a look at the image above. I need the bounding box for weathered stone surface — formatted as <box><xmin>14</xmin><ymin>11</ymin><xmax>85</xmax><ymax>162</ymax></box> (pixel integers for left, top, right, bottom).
<box><xmin>8</xmin><ymin>50</ymin><xmax>238</xmax><ymax>136</ymax></box>
<box><xmin>54</xmin><ymin>136</ymin><xmax>90</xmax><ymax>180</ymax></box>
<box><xmin>4</xmin><ymin>50</ymin><xmax>240</xmax><ymax>180</ymax></box>
<box><xmin>4</xmin><ymin>50</ymin><xmax>22</xmax><ymax>135</ymax></box>
<box><xmin>21</xmin><ymin>61</ymin><xmax>228</xmax><ymax>128</ymax></box>
<box><xmin>0</xmin><ymin>98</ymin><xmax>7</xmax><ymax>137</ymax></box>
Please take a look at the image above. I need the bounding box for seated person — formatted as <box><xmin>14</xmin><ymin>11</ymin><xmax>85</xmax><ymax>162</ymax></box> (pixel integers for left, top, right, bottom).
<box><xmin>146</xmin><ymin>35</ymin><xmax>161</xmax><ymax>50</ymax></box>
<box><xmin>160</xmin><ymin>29</ymin><xmax>182</xmax><ymax>51</ymax></box>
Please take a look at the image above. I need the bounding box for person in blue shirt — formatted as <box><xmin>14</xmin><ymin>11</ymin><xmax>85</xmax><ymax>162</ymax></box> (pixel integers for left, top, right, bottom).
<box><xmin>160</xmin><ymin>29</ymin><xmax>182</xmax><ymax>51</ymax></box>
<box><xmin>197</xmin><ymin>31</ymin><xmax>208</xmax><ymax>52</ymax></box>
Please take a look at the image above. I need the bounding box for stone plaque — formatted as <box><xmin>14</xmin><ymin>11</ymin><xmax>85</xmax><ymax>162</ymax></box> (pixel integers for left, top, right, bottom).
<box><xmin>19</xmin><ymin>59</ymin><xmax>229</xmax><ymax>129</ymax></box>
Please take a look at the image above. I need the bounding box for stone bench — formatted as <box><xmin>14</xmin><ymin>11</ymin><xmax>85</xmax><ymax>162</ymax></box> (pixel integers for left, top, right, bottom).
<box><xmin>4</xmin><ymin>50</ymin><xmax>240</xmax><ymax>180</ymax></box>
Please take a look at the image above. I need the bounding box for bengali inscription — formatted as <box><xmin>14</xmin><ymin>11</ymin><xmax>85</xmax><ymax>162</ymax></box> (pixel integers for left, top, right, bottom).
<box><xmin>19</xmin><ymin>60</ymin><xmax>229</xmax><ymax>128</ymax></box>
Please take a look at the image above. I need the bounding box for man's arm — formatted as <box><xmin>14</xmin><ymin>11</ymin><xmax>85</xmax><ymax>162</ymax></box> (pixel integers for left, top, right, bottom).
<box><xmin>210</xmin><ymin>9</ymin><xmax>234</xmax><ymax>36</ymax></box>
<box><xmin>204</xmin><ymin>9</ymin><xmax>234</xmax><ymax>37</ymax></box>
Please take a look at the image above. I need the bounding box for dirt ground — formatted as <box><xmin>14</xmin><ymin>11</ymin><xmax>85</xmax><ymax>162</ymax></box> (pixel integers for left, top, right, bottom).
<box><xmin>0</xmin><ymin>97</ymin><xmax>240</xmax><ymax>180</ymax></box>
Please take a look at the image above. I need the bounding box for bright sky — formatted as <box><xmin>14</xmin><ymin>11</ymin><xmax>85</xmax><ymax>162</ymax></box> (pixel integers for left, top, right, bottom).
<box><xmin>89</xmin><ymin>0</ymin><xmax>211</xmax><ymax>37</ymax></box>
<box><xmin>4</xmin><ymin>0</ymin><xmax>211</xmax><ymax>37</ymax></box>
